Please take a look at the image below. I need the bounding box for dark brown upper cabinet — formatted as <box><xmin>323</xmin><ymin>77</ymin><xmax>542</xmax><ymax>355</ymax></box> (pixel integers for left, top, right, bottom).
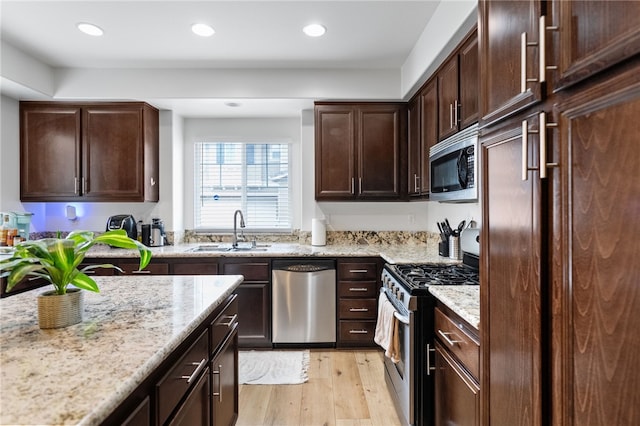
<box><xmin>407</xmin><ymin>79</ymin><xmax>437</xmax><ymax>198</ymax></box>
<box><xmin>315</xmin><ymin>102</ymin><xmax>407</xmax><ymax>201</ymax></box>
<box><xmin>20</xmin><ymin>101</ymin><xmax>159</xmax><ymax>202</ymax></box>
<box><xmin>438</xmin><ymin>28</ymin><xmax>478</xmax><ymax>141</ymax></box>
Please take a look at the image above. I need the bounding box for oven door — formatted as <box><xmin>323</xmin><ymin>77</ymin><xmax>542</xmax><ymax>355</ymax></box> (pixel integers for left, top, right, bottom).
<box><xmin>384</xmin><ymin>306</ymin><xmax>414</xmax><ymax>425</ymax></box>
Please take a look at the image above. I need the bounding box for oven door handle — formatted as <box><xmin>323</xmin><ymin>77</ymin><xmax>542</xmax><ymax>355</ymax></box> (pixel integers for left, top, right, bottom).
<box><xmin>393</xmin><ymin>311</ymin><xmax>410</xmax><ymax>325</ymax></box>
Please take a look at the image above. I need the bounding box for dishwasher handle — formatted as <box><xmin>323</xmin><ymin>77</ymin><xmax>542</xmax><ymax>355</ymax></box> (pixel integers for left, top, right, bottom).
<box><xmin>272</xmin><ymin>259</ymin><xmax>336</xmax><ymax>273</ymax></box>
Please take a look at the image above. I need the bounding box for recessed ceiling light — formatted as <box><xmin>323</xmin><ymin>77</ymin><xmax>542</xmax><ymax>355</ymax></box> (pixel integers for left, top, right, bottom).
<box><xmin>224</xmin><ymin>102</ymin><xmax>241</xmax><ymax>108</ymax></box>
<box><xmin>77</xmin><ymin>22</ymin><xmax>104</xmax><ymax>37</ymax></box>
<box><xmin>303</xmin><ymin>24</ymin><xmax>326</xmax><ymax>37</ymax></box>
<box><xmin>192</xmin><ymin>23</ymin><xmax>215</xmax><ymax>37</ymax></box>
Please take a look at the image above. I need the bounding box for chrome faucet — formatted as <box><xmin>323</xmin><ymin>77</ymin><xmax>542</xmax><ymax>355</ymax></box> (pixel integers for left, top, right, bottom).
<box><xmin>232</xmin><ymin>209</ymin><xmax>246</xmax><ymax>248</ymax></box>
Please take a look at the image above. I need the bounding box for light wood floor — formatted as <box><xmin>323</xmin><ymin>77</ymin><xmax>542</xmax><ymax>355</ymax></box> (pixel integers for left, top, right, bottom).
<box><xmin>236</xmin><ymin>349</ymin><xmax>404</xmax><ymax>426</ymax></box>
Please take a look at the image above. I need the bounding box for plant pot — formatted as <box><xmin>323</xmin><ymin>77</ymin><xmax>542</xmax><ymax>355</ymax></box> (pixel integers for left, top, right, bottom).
<box><xmin>37</xmin><ymin>288</ymin><xmax>84</xmax><ymax>329</ymax></box>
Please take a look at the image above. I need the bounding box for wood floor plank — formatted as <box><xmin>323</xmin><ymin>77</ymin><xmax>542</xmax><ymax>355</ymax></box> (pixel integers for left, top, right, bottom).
<box><xmin>331</xmin><ymin>351</ymin><xmax>370</xmax><ymax>421</ymax></box>
<box><xmin>308</xmin><ymin>350</ymin><xmax>333</xmax><ymax>380</ymax></box>
<box><xmin>300</xmin><ymin>378</ymin><xmax>336</xmax><ymax>426</ymax></box>
<box><xmin>263</xmin><ymin>384</ymin><xmax>304</xmax><ymax>425</ymax></box>
<box><xmin>355</xmin><ymin>351</ymin><xmax>404</xmax><ymax>426</ymax></box>
<box><xmin>237</xmin><ymin>383</ymin><xmax>273</xmax><ymax>425</ymax></box>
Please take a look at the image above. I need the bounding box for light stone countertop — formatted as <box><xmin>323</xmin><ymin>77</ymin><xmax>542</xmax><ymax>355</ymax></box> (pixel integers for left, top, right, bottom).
<box><xmin>0</xmin><ymin>275</ymin><xmax>243</xmax><ymax>426</ymax></box>
<box><xmin>85</xmin><ymin>242</ymin><xmax>460</xmax><ymax>265</ymax></box>
<box><xmin>428</xmin><ymin>285</ymin><xmax>480</xmax><ymax>330</ymax></box>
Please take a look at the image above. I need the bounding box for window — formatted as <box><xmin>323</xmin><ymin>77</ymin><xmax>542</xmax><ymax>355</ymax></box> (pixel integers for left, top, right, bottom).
<box><xmin>194</xmin><ymin>142</ymin><xmax>291</xmax><ymax>232</ymax></box>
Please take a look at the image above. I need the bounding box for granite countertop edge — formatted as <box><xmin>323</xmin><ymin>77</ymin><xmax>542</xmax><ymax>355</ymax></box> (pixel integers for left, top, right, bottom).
<box><xmin>428</xmin><ymin>285</ymin><xmax>480</xmax><ymax>331</ymax></box>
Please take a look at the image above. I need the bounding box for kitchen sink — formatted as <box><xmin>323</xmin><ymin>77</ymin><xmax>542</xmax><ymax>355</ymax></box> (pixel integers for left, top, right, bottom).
<box><xmin>187</xmin><ymin>244</ymin><xmax>270</xmax><ymax>252</ymax></box>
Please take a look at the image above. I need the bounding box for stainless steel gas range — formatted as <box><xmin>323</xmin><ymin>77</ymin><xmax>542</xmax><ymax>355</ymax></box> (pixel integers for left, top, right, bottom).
<box><xmin>380</xmin><ymin>228</ymin><xmax>480</xmax><ymax>426</ymax></box>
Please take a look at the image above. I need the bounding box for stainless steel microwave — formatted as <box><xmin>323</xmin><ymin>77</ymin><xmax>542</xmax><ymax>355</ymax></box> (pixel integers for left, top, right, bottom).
<box><xmin>429</xmin><ymin>123</ymin><xmax>479</xmax><ymax>202</ymax></box>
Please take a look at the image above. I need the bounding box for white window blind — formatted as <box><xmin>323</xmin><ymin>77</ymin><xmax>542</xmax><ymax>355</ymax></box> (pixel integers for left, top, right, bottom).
<box><xmin>194</xmin><ymin>142</ymin><xmax>291</xmax><ymax>232</ymax></box>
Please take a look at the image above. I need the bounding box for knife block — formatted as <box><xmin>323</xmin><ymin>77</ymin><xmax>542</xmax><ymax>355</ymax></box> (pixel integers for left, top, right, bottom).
<box><xmin>438</xmin><ymin>241</ymin><xmax>449</xmax><ymax>257</ymax></box>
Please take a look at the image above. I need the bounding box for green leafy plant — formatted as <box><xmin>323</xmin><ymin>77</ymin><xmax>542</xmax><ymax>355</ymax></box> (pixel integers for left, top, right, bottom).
<box><xmin>0</xmin><ymin>230</ymin><xmax>152</xmax><ymax>295</ymax></box>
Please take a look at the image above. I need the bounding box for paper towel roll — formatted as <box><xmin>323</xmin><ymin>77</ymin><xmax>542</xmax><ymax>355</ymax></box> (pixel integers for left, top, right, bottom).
<box><xmin>311</xmin><ymin>218</ymin><xmax>326</xmax><ymax>246</ymax></box>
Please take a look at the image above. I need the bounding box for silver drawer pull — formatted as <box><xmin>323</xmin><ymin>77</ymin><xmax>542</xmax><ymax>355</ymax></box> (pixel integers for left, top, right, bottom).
<box><xmin>348</xmin><ymin>269</ymin><xmax>369</xmax><ymax>273</ymax></box>
<box><xmin>217</xmin><ymin>313</ymin><xmax>238</xmax><ymax>327</ymax></box>
<box><xmin>438</xmin><ymin>330</ymin><xmax>463</xmax><ymax>347</ymax></box>
<box><xmin>349</xmin><ymin>308</ymin><xmax>369</xmax><ymax>312</ymax></box>
<box><xmin>349</xmin><ymin>329</ymin><xmax>369</xmax><ymax>334</ymax></box>
<box><xmin>213</xmin><ymin>364</ymin><xmax>223</xmax><ymax>402</ymax></box>
<box><xmin>348</xmin><ymin>287</ymin><xmax>368</xmax><ymax>292</ymax></box>
<box><xmin>180</xmin><ymin>358</ymin><xmax>207</xmax><ymax>384</ymax></box>
<box><xmin>131</xmin><ymin>270</ymin><xmax>151</xmax><ymax>274</ymax></box>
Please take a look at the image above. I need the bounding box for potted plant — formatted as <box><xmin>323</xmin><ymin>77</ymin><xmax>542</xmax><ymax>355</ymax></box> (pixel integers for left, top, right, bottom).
<box><xmin>0</xmin><ymin>229</ymin><xmax>152</xmax><ymax>329</ymax></box>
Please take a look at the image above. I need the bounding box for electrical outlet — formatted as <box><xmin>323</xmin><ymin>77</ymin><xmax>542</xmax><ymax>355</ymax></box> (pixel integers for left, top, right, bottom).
<box><xmin>408</xmin><ymin>214</ymin><xmax>415</xmax><ymax>224</ymax></box>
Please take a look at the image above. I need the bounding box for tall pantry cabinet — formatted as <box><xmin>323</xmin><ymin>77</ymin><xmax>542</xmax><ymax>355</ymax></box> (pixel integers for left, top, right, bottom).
<box><xmin>479</xmin><ymin>1</ymin><xmax>640</xmax><ymax>425</ymax></box>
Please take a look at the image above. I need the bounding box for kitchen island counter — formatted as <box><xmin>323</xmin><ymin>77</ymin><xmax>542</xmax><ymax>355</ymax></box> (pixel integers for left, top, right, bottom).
<box><xmin>0</xmin><ymin>275</ymin><xmax>243</xmax><ymax>425</ymax></box>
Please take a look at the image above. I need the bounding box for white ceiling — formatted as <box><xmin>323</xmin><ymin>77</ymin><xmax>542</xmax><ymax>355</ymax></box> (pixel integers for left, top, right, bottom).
<box><xmin>1</xmin><ymin>0</ymin><xmax>442</xmax><ymax>117</ymax></box>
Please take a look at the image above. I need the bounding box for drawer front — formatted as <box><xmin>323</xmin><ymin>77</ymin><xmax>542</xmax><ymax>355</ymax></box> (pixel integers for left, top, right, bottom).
<box><xmin>338</xmin><ymin>280</ymin><xmax>378</xmax><ymax>298</ymax></box>
<box><xmin>210</xmin><ymin>296</ymin><xmax>239</xmax><ymax>356</ymax></box>
<box><xmin>338</xmin><ymin>262</ymin><xmax>378</xmax><ymax>280</ymax></box>
<box><xmin>339</xmin><ymin>299</ymin><xmax>377</xmax><ymax>319</ymax></box>
<box><xmin>434</xmin><ymin>307</ymin><xmax>480</xmax><ymax>380</ymax></box>
<box><xmin>338</xmin><ymin>320</ymin><xmax>376</xmax><ymax>343</ymax></box>
<box><xmin>119</xmin><ymin>262</ymin><xmax>169</xmax><ymax>275</ymax></box>
<box><xmin>222</xmin><ymin>262</ymin><xmax>269</xmax><ymax>281</ymax></box>
<box><xmin>172</xmin><ymin>262</ymin><xmax>218</xmax><ymax>275</ymax></box>
<box><xmin>156</xmin><ymin>329</ymin><xmax>209</xmax><ymax>425</ymax></box>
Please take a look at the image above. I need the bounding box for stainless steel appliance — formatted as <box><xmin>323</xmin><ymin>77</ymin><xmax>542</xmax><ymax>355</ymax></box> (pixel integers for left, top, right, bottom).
<box><xmin>429</xmin><ymin>123</ymin><xmax>479</xmax><ymax>202</ymax></box>
<box><xmin>150</xmin><ymin>218</ymin><xmax>167</xmax><ymax>246</ymax></box>
<box><xmin>106</xmin><ymin>215</ymin><xmax>137</xmax><ymax>240</ymax></box>
<box><xmin>272</xmin><ymin>259</ymin><xmax>336</xmax><ymax>345</ymax></box>
<box><xmin>380</xmin><ymin>228</ymin><xmax>480</xmax><ymax>426</ymax></box>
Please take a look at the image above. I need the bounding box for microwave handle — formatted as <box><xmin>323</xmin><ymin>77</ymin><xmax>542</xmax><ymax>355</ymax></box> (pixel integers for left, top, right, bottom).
<box><xmin>457</xmin><ymin>149</ymin><xmax>468</xmax><ymax>189</ymax></box>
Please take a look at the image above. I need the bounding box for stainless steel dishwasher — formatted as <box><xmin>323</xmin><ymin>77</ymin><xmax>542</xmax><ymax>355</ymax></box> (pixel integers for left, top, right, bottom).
<box><xmin>272</xmin><ymin>259</ymin><xmax>336</xmax><ymax>345</ymax></box>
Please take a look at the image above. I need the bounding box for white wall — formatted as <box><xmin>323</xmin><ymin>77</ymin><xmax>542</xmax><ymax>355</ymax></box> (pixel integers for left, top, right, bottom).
<box><xmin>183</xmin><ymin>117</ymin><xmax>302</xmax><ymax>230</ymax></box>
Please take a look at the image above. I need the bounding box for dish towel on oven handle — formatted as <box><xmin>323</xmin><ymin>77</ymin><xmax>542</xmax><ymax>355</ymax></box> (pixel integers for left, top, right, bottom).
<box><xmin>374</xmin><ymin>291</ymin><xmax>401</xmax><ymax>363</ymax></box>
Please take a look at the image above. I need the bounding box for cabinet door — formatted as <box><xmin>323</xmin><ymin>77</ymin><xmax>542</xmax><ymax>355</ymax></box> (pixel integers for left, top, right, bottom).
<box><xmin>552</xmin><ymin>66</ymin><xmax>640</xmax><ymax>426</ymax></box>
<box><xmin>479</xmin><ymin>0</ymin><xmax>543</xmax><ymax>126</ymax></box>
<box><xmin>121</xmin><ymin>397</ymin><xmax>150</xmax><ymax>426</ymax></box>
<box><xmin>435</xmin><ymin>342</ymin><xmax>479</xmax><ymax>426</ymax></box>
<box><xmin>420</xmin><ymin>80</ymin><xmax>438</xmax><ymax>196</ymax></box>
<box><xmin>168</xmin><ymin>367</ymin><xmax>210</xmax><ymax>426</ymax></box>
<box><xmin>552</xmin><ymin>0</ymin><xmax>640</xmax><ymax>91</ymax></box>
<box><xmin>438</xmin><ymin>56</ymin><xmax>459</xmax><ymax>140</ymax></box>
<box><xmin>357</xmin><ymin>104</ymin><xmax>406</xmax><ymax>199</ymax></box>
<box><xmin>82</xmin><ymin>105</ymin><xmax>145</xmax><ymax>201</ymax></box>
<box><xmin>480</xmin><ymin>113</ymin><xmax>543</xmax><ymax>426</ymax></box>
<box><xmin>234</xmin><ymin>283</ymin><xmax>270</xmax><ymax>348</ymax></box>
<box><xmin>211</xmin><ymin>329</ymin><xmax>238</xmax><ymax>426</ymax></box>
<box><xmin>458</xmin><ymin>32</ymin><xmax>479</xmax><ymax>130</ymax></box>
<box><xmin>315</xmin><ymin>105</ymin><xmax>356</xmax><ymax>199</ymax></box>
<box><xmin>20</xmin><ymin>104</ymin><xmax>81</xmax><ymax>201</ymax></box>
<box><xmin>407</xmin><ymin>96</ymin><xmax>421</xmax><ymax>196</ymax></box>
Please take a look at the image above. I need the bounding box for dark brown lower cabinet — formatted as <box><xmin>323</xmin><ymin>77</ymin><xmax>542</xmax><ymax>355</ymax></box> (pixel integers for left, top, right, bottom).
<box><xmin>121</xmin><ymin>397</ymin><xmax>150</xmax><ymax>426</ymax></box>
<box><xmin>220</xmin><ymin>259</ymin><xmax>271</xmax><ymax>348</ymax></box>
<box><xmin>168</xmin><ymin>368</ymin><xmax>211</xmax><ymax>426</ymax></box>
<box><xmin>435</xmin><ymin>342</ymin><xmax>479</xmax><ymax>426</ymax></box>
<box><xmin>212</xmin><ymin>329</ymin><xmax>239</xmax><ymax>426</ymax></box>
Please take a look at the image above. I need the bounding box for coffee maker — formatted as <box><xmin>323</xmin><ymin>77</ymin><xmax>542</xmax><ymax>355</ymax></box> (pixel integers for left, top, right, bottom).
<box><xmin>141</xmin><ymin>218</ymin><xmax>167</xmax><ymax>247</ymax></box>
<box><xmin>106</xmin><ymin>215</ymin><xmax>137</xmax><ymax>240</ymax></box>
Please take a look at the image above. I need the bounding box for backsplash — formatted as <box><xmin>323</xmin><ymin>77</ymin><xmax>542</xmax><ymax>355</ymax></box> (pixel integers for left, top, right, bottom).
<box><xmin>28</xmin><ymin>229</ymin><xmax>441</xmax><ymax>247</ymax></box>
<box><xmin>183</xmin><ymin>229</ymin><xmax>441</xmax><ymax>246</ymax></box>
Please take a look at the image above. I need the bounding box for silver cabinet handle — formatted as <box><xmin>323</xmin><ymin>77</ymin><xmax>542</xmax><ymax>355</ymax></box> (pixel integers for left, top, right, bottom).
<box><xmin>349</xmin><ymin>329</ymin><xmax>369</xmax><ymax>334</ymax></box>
<box><xmin>74</xmin><ymin>177</ymin><xmax>79</xmax><ymax>195</ymax></box>
<box><xmin>131</xmin><ymin>270</ymin><xmax>151</xmax><ymax>274</ymax></box>
<box><xmin>522</xmin><ymin>119</ymin><xmax>529</xmax><ymax>181</ymax></box>
<box><xmin>348</xmin><ymin>287</ymin><xmax>369</xmax><ymax>292</ymax></box>
<box><xmin>414</xmin><ymin>174</ymin><xmax>419</xmax><ymax>192</ymax></box>
<box><xmin>358</xmin><ymin>177</ymin><xmax>362</xmax><ymax>194</ymax></box>
<box><xmin>522</xmin><ymin>16</ymin><xmax>558</xmax><ymax>92</ymax></box>
<box><xmin>349</xmin><ymin>269</ymin><xmax>369</xmax><ymax>273</ymax></box>
<box><xmin>82</xmin><ymin>177</ymin><xmax>87</xmax><ymax>195</ymax></box>
<box><xmin>349</xmin><ymin>308</ymin><xmax>369</xmax><ymax>312</ymax></box>
<box><xmin>438</xmin><ymin>329</ymin><xmax>463</xmax><ymax>347</ymax></box>
<box><xmin>180</xmin><ymin>358</ymin><xmax>207</xmax><ymax>384</ymax></box>
<box><xmin>351</xmin><ymin>177</ymin><xmax>354</xmax><ymax>194</ymax></box>
<box><xmin>454</xmin><ymin>99</ymin><xmax>459</xmax><ymax>127</ymax></box>
<box><xmin>217</xmin><ymin>313</ymin><xmax>238</xmax><ymax>327</ymax></box>
<box><xmin>449</xmin><ymin>103</ymin><xmax>454</xmax><ymax>129</ymax></box>
<box><xmin>213</xmin><ymin>364</ymin><xmax>223</xmax><ymax>402</ymax></box>
<box><xmin>538</xmin><ymin>111</ymin><xmax>559</xmax><ymax>179</ymax></box>
<box><xmin>426</xmin><ymin>343</ymin><xmax>435</xmax><ymax>375</ymax></box>
<box><xmin>539</xmin><ymin>15</ymin><xmax>558</xmax><ymax>84</ymax></box>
